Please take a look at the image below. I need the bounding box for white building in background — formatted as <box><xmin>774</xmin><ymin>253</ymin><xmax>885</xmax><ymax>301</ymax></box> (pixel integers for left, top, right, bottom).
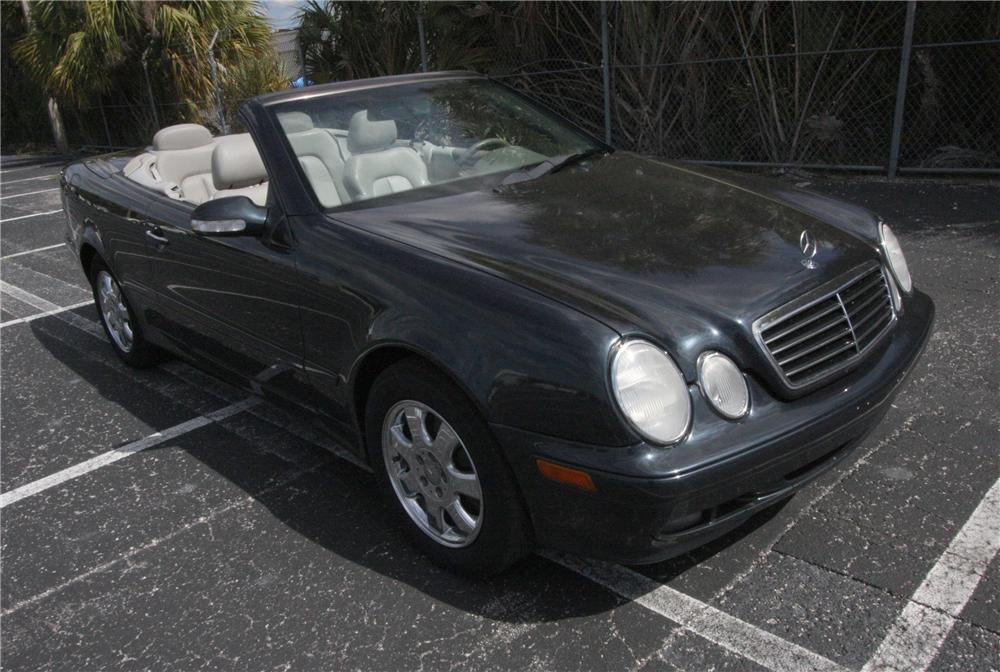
<box><xmin>271</xmin><ymin>28</ymin><xmax>303</xmax><ymax>81</ymax></box>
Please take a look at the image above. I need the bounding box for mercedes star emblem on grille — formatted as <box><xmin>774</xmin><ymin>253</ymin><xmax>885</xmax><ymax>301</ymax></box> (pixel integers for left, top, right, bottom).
<box><xmin>800</xmin><ymin>230</ymin><xmax>818</xmax><ymax>269</ymax></box>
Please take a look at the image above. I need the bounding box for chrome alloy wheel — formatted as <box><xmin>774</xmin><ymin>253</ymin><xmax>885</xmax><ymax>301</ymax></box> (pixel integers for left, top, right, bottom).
<box><xmin>96</xmin><ymin>270</ymin><xmax>133</xmax><ymax>353</ymax></box>
<box><xmin>382</xmin><ymin>400</ymin><xmax>484</xmax><ymax>547</ymax></box>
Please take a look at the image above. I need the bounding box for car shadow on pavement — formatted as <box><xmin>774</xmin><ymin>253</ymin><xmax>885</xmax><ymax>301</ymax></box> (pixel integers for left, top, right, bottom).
<box><xmin>32</xmin><ymin>315</ymin><xmax>788</xmax><ymax>623</ymax></box>
<box><xmin>174</xmin><ymin>428</ymin><xmax>790</xmax><ymax>623</ymax></box>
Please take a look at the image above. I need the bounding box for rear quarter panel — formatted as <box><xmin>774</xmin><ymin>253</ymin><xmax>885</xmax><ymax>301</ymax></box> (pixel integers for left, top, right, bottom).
<box><xmin>62</xmin><ymin>160</ymin><xmax>155</xmax><ymax>298</ymax></box>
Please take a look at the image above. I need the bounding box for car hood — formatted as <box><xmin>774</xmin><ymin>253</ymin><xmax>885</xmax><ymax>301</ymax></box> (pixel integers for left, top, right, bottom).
<box><xmin>334</xmin><ymin>153</ymin><xmax>881</xmax><ymax>383</ymax></box>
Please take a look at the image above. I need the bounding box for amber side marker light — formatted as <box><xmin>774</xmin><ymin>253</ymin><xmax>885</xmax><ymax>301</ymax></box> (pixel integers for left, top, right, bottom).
<box><xmin>536</xmin><ymin>459</ymin><xmax>598</xmax><ymax>493</ymax></box>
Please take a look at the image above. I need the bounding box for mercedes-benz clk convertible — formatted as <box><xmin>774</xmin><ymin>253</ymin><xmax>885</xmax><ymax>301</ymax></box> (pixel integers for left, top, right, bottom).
<box><xmin>61</xmin><ymin>72</ymin><xmax>934</xmax><ymax>575</ymax></box>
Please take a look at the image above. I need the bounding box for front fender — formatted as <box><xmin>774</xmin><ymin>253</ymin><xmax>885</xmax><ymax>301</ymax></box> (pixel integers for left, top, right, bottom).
<box><xmin>296</xmin><ymin>216</ymin><xmax>632</xmax><ymax>447</ymax></box>
<box><xmin>362</xmin><ymin>273</ymin><xmax>630</xmax><ymax>446</ymax></box>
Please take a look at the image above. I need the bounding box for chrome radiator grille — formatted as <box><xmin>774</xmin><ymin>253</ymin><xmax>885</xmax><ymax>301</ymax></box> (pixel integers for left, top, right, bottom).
<box><xmin>755</xmin><ymin>263</ymin><xmax>896</xmax><ymax>389</ymax></box>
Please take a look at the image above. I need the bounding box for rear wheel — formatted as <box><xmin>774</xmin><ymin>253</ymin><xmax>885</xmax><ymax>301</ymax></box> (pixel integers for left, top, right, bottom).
<box><xmin>89</xmin><ymin>258</ymin><xmax>158</xmax><ymax>368</ymax></box>
<box><xmin>366</xmin><ymin>359</ymin><xmax>531</xmax><ymax>576</ymax></box>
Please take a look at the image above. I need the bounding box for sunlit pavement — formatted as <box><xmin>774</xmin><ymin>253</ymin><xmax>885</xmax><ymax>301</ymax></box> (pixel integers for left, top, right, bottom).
<box><xmin>2</xmin><ymin>155</ymin><xmax>997</xmax><ymax>672</ymax></box>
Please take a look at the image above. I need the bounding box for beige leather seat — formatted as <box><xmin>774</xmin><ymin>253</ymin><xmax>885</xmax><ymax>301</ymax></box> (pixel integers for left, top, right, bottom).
<box><xmin>123</xmin><ymin>124</ymin><xmax>268</xmax><ymax>206</ymax></box>
<box><xmin>152</xmin><ymin>124</ymin><xmax>217</xmax><ymax>204</ymax></box>
<box><xmin>343</xmin><ymin>110</ymin><xmax>429</xmax><ymax>201</ymax></box>
<box><xmin>329</xmin><ymin>129</ymin><xmax>352</xmax><ymax>164</ymax></box>
<box><xmin>277</xmin><ymin>111</ymin><xmax>350</xmax><ymax>208</ymax></box>
<box><xmin>211</xmin><ymin>134</ymin><xmax>269</xmax><ymax>206</ymax></box>
<box><xmin>122</xmin><ymin>123</ymin><xmax>217</xmax><ymax>202</ymax></box>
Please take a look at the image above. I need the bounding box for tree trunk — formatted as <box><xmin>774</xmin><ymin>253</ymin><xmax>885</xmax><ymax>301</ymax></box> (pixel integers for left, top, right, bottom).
<box><xmin>19</xmin><ymin>0</ymin><xmax>69</xmax><ymax>153</ymax></box>
<box><xmin>47</xmin><ymin>98</ymin><xmax>68</xmax><ymax>153</ymax></box>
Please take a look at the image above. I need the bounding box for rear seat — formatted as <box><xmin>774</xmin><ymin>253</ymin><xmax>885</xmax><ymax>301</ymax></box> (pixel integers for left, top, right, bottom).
<box><xmin>122</xmin><ymin>123</ymin><xmax>267</xmax><ymax>206</ymax></box>
<box><xmin>151</xmin><ymin>124</ymin><xmax>217</xmax><ymax>203</ymax></box>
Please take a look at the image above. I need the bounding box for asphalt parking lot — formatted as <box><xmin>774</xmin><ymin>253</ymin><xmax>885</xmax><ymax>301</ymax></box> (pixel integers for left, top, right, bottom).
<box><xmin>1</xmin><ymin>154</ymin><xmax>997</xmax><ymax>672</ymax></box>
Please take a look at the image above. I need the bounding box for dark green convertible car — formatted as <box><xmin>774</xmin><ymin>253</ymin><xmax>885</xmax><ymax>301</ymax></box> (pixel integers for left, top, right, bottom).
<box><xmin>61</xmin><ymin>72</ymin><xmax>933</xmax><ymax>575</ymax></box>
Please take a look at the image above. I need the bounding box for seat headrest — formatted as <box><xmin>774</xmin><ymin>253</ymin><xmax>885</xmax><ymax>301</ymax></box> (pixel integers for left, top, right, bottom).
<box><xmin>347</xmin><ymin>110</ymin><xmax>397</xmax><ymax>154</ymax></box>
<box><xmin>153</xmin><ymin>123</ymin><xmax>213</xmax><ymax>151</ymax></box>
<box><xmin>277</xmin><ymin>111</ymin><xmax>314</xmax><ymax>134</ymax></box>
<box><xmin>211</xmin><ymin>134</ymin><xmax>267</xmax><ymax>190</ymax></box>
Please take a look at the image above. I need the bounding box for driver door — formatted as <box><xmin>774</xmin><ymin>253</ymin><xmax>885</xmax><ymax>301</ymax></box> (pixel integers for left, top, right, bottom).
<box><xmin>142</xmin><ymin>194</ymin><xmax>310</xmax><ymax>405</ymax></box>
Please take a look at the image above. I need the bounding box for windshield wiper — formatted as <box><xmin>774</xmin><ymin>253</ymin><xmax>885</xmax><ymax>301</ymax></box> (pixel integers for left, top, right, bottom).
<box><xmin>544</xmin><ymin>147</ymin><xmax>609</xmax><ymax>175</ymax></box>
<box><xmin>497</xmin><ymin>148</ymin><xmax>610</xmax><ymax>188</ymax></box>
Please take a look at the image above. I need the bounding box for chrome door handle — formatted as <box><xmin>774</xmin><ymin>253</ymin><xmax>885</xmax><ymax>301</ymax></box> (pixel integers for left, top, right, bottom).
<box><xmin>144</xmin><ymin>224</ymin><xmax>169</xmax><ymax>245</ymax></box>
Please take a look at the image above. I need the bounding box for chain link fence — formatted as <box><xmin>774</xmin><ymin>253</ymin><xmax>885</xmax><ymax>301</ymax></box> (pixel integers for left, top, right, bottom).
<box><xmin>475</xmin><ymin>1</ymin><xmax>999</xmax><ymax>176</ymax></box>
<box><xmin>12</xmin><ymin>1</ymin><xmax>996</xmax><ymax>177</ymax></box>
<box><xmin>896</xmin><ymin>3</ymin><xmax>1000</xmax><ymax>172</ymax></box>
<box><xmin>486</xmin><ymin>3</ymin><xmax>608</xmax><ymax>142</ymax></box>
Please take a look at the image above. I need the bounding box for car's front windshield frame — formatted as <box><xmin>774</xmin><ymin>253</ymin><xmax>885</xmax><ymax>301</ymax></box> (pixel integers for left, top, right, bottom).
<box><xmin>266</xmin><ymin>76</ymin><xmax>610</xmax><ymax>214</ymax></box>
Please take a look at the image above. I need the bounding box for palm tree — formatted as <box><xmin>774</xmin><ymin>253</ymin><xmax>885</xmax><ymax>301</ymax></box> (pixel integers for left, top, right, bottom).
<box><xmin>10</xmin><ymin>0</ymin><xmax>68</xmax><ymax>151</ymax></box>
<box><xmin>297</xmin><ymin>1</ymin><xmax>495</xmax><ymax>85</ymax></box>
<box><xmin>13</xmin><ymin>0</ymin><xmax>284</xmax><ymax>135</ymax></box>
<box><xmin>298</xmin><ymin>0</ymin><xmax>423</xmax><ymax>83</ymax></box>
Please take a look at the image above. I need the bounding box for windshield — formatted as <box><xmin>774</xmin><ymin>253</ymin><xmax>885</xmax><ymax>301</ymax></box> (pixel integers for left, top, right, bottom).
<box><xmin>269</xmin><ymin>78</ymin><xmax>602</xmax><ymax>210</ymax></box>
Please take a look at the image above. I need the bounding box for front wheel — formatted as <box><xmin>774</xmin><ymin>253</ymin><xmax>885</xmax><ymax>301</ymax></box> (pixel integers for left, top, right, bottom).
<box><xmin>89</xmin><ymin>258</ymin><xmax>159</xmax><ymax>368</ymax></box>
<box><xmin>366</xmin><ymin>359</ymin><xmax>531</xmax><ymax>576</ymax></box>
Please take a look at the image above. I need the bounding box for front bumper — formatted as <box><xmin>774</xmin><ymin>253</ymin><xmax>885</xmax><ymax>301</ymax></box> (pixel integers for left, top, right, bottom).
<box><xmin>494</xmin><ymin>289</ymin><xmax>934</xmax><ymax>564</ymax></box>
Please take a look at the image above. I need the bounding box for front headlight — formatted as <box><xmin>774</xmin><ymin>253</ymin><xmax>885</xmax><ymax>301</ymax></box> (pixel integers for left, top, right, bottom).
<box><xmin>610</xmin><ymin>340</ymin><xmax>691</xmax><ymax>445</ymax></box>
<box><xmin>879</xmin><ymin>223</ymin><xmax>912</xmax><ymax>293</ymax></box>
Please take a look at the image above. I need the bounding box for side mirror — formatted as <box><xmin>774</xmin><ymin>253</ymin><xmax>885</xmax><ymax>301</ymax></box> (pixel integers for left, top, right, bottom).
<box><xmin>191</xmin><ymin>196</ymin><xmax>267</xmax><ymax>236</ymax></box>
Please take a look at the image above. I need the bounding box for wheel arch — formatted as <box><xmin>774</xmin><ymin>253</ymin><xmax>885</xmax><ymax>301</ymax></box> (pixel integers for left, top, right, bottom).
<box><xmin>79</xmin><ymin>242</ymin><xmax>100</xmax><ymax>281</ymax></box>
<box><xmin>77</xmin><ymin>221</ymin><xmax>109</xmax><ymax>283</ymax></box>
<box><xmin>350</xmin><ymin>343</ymin><xmax>492</xmax><ymax>455</ymax></box>
<box><xmin>350</xmin><ymin>341</ymin><xmax>537</xmax><ymax>547</ymax></box>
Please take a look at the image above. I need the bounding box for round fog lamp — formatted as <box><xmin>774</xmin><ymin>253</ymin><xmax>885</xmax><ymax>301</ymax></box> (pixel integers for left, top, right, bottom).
<box><xmin>698</xmin><ymin>352</ymin><xmax>749</xmax><ymax>419</ymax></box>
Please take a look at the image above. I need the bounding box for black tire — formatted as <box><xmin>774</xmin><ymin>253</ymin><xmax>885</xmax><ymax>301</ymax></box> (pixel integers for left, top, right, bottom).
<box><xmin>88</xmin><ymin>257</ymin><xmax>160</xmax><ymax>368</ymax></box>
<box><xmin>365</xmin><ymin>358</ymin><xmax>531</xmax><ymax>576</ymax></box>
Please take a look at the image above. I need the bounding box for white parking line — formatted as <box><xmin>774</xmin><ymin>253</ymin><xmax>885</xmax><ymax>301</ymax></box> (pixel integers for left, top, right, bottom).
<box><xmin>0</xmin><ymin>187</ymin><xmax>60</xmax><ymax>200</ymax></box>
<box><xmin>0</xmin><ymin>273</ymin><xmax>849</xmax><ymax>671</ymax></box>
<box><xmin>0</xmin><ymin>164</ymin><xmax>63</xmax><ymax>175</ymax></box>
<box><xmin>0</xmin><ymin>398</ymin><xmax>260</xmax><ymax>509</ymax></box>
<box><xmin>1</xmin><ymin>174</ymin><xmax>58</xmax><ymax>185</ymax></box>
<box><xmin>1</xmin><ymin>278</ymin><xmax>66</xmax><ymax>311</ymax></box>
<box><xmin>0</xmin><ymin>457</ymin><xmax>329</xmax><ymax>619</ymax></box>
<box><xmin>2</xmin><ymin>242</ymin><xmax>66</xmax><ymax>259</ymax></box>
<box><xmin>547</xmin><ymin>552</ymin><xmax>849</xmax><ymax>672</ymax></box>
<box><xmin>5</xmin><ymin>277</ymin><xmax>373</xmax><ymax>477</ymax></box>
<box><xmin>0</xmin><ymin>299</ymin><xmax>95</xmax><ymax>328</ymax></box>
<box><xmin>862</xmin><ymin>475</ymin><xmax>1000</xmax><ymax>672</ymax></box>
<box><xmin>6</xmin><ymin>268</ymin><xmax>990</xmax><ymax>672</ymax></box>
<box><xmin>0</xmin><ymin>209</ymin><xmax>63</xmax><ymax>223</ymax></box>
<box><xmin>0</xmin><ymin>280</ymin><xmax>102</xmax><ymax>337</ymax></box>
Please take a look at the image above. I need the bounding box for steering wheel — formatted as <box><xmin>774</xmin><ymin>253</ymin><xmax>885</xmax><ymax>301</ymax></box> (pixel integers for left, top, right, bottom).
<box><xmin>458</xmin><ymin>137</ymin><xmax>511</xmax><ymax>167</ymax></box>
